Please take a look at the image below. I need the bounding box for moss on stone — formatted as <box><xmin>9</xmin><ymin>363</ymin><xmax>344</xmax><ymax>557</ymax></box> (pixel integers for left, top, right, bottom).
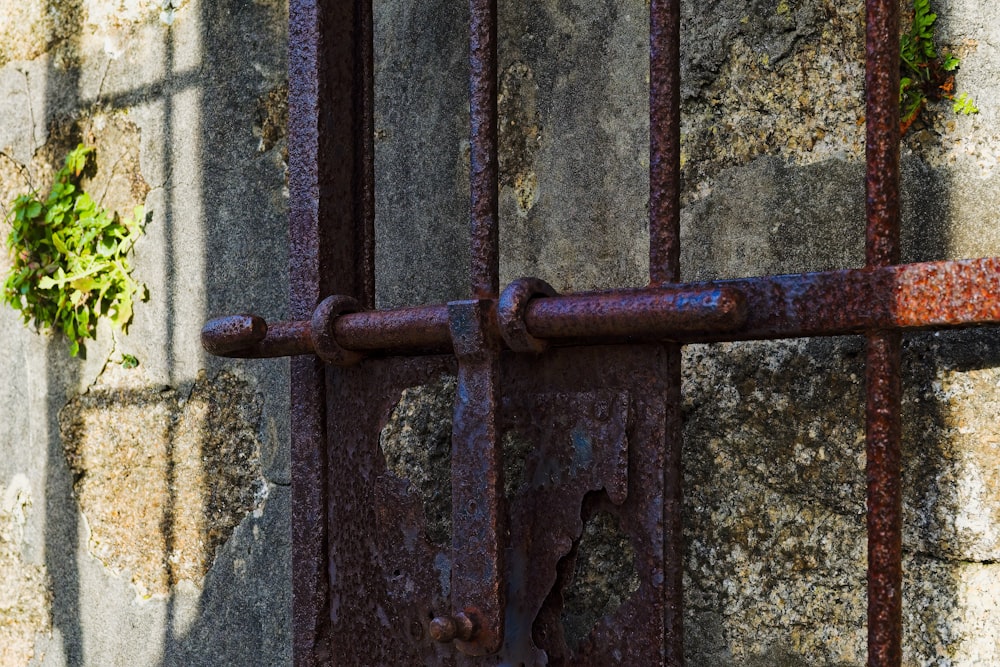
<box><xmin>59</xmin><ymin>365</ymin><xmax>267</xmax><ymax>598</ymax></box>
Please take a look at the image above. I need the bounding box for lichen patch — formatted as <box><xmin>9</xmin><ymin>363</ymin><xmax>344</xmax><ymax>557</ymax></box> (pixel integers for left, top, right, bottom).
<box><xmin>59</xmin><ymin>364</ymin><xmax>266</xmax><ymax>598</ymax></box>
<box><xmin>254</xmin><ymin>83</ymin><xmax>289</xmax><ymax>154</ymax></box>
<box><xmin>0</xmin><ymin>475</ymin><xmax>51</xmax><ymax>667</ymax></box>
<box><xmin>0</xmin><ymin>0</ymin><xmax>82</xmax><ymax>67</ymax></box>
<box><xmin>681</xmin><ymin>0</ymin><xmax>867</xmax><ymax>189</ymax></box>
<box><xmin>499</xmin><ymin>61</ymin><xmax>542</xmax><ymax>215</ymax></box>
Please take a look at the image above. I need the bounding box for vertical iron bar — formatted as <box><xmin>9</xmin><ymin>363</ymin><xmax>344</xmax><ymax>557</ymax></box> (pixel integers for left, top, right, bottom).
<box><xmin>288</xmin><ymin>4</ymin><xmax>330</xmax><ymax>663</ymax></box>
<box><xmin>865</xmin><ymin>328</ymin><xmax>903</xmax><ymax>666</ymax></box>
<box><xmin>865</xmin><ymin>0</ymin><xmax>902</xmax><ymax>269</ymax></box>
<box><xmin>650</xmin><ymin>1</ymin><xmax>684</xmax><ymax>664</ymax></box>
<box><xmin>359</xmin><ymin>0</ymin><xmax>376</xmax><ymax>309</ymax></box>
<box><xmin>649</xmin><ymin>0</ymin><xmax>681</xmax><ymax>285</ymax></box>
<box><xmin>864</xmin><ymin>0</ymin><xmax>902</xmax><ymax>665</ymax></box>
<box><xmin>443</xmin><ymin>0</ymin><xmax>504</xmax><ymax>656</ymax></box>
<box><xmin>288</xmin><ymin>0</ymin><xmax>373</xmax><ymax>663</ymax></box>
<box><xmin>445</xmin><ymin>300</ymin><xmax>506</xmax><ymax>656</ymax></box>
<box><xmin>469</xmin><ymin>0</ymin><xmax>500</xmax><ymax>299</ymax></box>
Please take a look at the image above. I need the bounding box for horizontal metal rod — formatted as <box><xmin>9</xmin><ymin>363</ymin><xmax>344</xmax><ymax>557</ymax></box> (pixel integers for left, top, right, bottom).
<box><xmin>335</xmin><ymin>303</ymin><xmax>451</xmax><ymax>351</ymax></box>
<box><xmin>526</xmin><ymin>288</ymin><xmax>746</xmax><ymax>340</ymax></box>
<box><xmin>201</xmin><ymin>257</ymin><xmax>1000</xmax><ymax>360</ymax></box>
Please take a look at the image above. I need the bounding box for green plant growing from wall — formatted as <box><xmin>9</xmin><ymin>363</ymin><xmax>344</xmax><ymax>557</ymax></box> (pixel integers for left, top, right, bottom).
<box><xmin>2</xmin><ymin>144</ymin><xmax>146</xmax><ymax>357</ymax></box>
<box><xmin>900</xmin><ymin>0</ymin><xmax>978</xmax><ymax>135</ymax></box>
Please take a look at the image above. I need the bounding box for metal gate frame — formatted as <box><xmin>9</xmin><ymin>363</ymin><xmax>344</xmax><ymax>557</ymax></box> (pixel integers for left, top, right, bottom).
<box><xmin>203</xmin><ymin>0</ymin><xmax>1000</xmax><ymax>664</ymax></box>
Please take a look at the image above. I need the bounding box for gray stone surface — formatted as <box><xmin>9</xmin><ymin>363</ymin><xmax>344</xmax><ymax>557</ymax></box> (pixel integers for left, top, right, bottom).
<box><xmin>0</xmin><ymin>0</ymin><xmax>291</xmax><ymax>665</ymax></box>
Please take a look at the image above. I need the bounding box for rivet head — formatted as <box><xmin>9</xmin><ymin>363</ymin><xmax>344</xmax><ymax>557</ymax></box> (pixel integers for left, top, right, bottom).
<box><xmin>429</xmin><ymin>611</ymin><xmax>477</xmax><ymax>643</ymax></box>
<box><xmin>429</xmin><ymin>616</ymin><xmax>456</xmax><ymax>643</ymax></box>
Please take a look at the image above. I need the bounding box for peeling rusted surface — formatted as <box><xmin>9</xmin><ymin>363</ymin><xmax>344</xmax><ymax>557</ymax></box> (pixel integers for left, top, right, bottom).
<box><xmin>317</xmin><ymin>347</ymin><xmax>679</xmax><ymax>665</ymax></box>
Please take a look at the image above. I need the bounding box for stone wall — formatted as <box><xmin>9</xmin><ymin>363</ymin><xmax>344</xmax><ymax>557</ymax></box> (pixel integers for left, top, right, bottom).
<box><xmin>2</xmin><ymin>0</ymin><xmax>1000</xmax><ymax>665</ymax></box>
<box><xmin>0</xmin><ymin>1</ymin><xmax>291</xmax><ymax>665</ymax></box>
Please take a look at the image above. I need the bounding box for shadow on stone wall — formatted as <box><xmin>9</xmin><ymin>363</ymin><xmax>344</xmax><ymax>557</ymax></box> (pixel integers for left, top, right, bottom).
<box><xmin>42</xmin><ymin>4</ymin><xmax>84</xmax><ymax>664</ymax></box>
<box><xmin>19</xmin><ymin>0</ymin><xmax>291</xmax><ymax>664</ymax></box>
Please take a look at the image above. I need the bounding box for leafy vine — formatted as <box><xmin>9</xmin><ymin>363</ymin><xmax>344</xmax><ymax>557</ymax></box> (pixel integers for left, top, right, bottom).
<box><xmin>3</xmin><ymin>144</ymin><xmax>146</xmax><ymax>357</ymax></box>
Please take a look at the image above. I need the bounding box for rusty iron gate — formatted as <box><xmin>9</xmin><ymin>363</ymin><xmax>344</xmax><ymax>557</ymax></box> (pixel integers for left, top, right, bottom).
<box><xmin>202</xmin><ymin>0</ymin><xmax>1000</xmax><ymax>664</ymax></box>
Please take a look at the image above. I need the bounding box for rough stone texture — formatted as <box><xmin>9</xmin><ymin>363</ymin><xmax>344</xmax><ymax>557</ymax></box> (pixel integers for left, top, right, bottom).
<box><xmin>0</xmin><ymin>475</ymin><xmax>51</xmax><ymax>667</ymax></box>
<box><xmin>59</xmin><ymin>364</ymin><xmax>267</xmax><ymax>598</ymax></box>
<box><xmin>0</xmin><ymin>0</ymin><xmax>291</xmax><ymax>663</ymax></box>
<box><xmin>560</xmin><ymin>510</ymin><xmax>639</xmax><ymax>650</ymax></box>
<box><xmin>680</xmin><ymin>0</ymin><xmax>866</xmax><ymax>186</ymax></box>
<box><xmin>380</xmin><ymin>376</ymin><xmax>456</xmax><ymax>546</ymax></box>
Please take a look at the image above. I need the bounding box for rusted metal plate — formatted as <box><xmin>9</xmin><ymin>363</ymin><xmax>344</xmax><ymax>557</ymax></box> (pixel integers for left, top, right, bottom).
<box><xmin>325</xmin><ymin>355</ymin><xmax>455</xmax><ymax>666</ymax></box>
<box><xmin>502</xmin><ymin>345</ymin><xmax>679</xmax><ymax>666</ymax></box>
<box><xmin>319</xmin><ymin>345</ymin><xmax>674</xmax><ymax>665</ymax></box>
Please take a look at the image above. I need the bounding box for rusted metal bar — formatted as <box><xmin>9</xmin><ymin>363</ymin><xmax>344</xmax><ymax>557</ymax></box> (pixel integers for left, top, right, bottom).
<box><xmin>525</xmin><ymin>287</ymin><xmax>745</xmax><ymax>340</ymax></box>
<box><xmin>864</xmin><ymin>0</ymin><xmax>903</xmax><ymax>664</ymax></box>
<box><xmin>437</xmin><ymin>299</ymin><xmax>506</xmax><ymax>656</ymax></box>
<box><xmin>288</xmin><ymin>2</ymin><xmax>332</xmax><ymax>663</ymax></box>
<box><xmin>203</xmin><ymin>258</ymin><xmax>1000</xmax><ymax>359</ymax></box>
<box><xmin>359</xmin><ymin>0</ymin><xmax>376</xmax><ymax>310</ymax></box>
<box><xmin>649</xmin><ymin>2</ymin><xmax>685</xmax><ymax>659</ymax></box>
<box><xmin>865</xmin><ymin>0</ymin><xmax>901</xmax><ymax>269</ymax></box>
<box><xmin>335</xmin><ymin>303</ymin><xmax>451</xmax><ymax>351</ymax></box>
<box><xmin>865</xmin><ymin>329</ymin><xmax>903</xmax><ymax>667</ymax></box>
<box><xmin>649</xmin><ymin>0</ymin><xmax>682</xmax><ymax>286</ymax></box>
<box><xmin>287</xmin><ymin>0</ymin><xmax>374</xmax><ymax>662</ymax></box>
<box><xmin>469</xmin><ymin>0</ymin><xmax>499</xmax><ymax>299</ymax></box>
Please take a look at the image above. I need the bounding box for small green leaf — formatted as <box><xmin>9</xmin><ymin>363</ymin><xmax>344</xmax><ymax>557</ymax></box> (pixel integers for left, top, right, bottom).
<box><xmin>51</xmin><ymin>233</ymin><xmax>69</xmax><ymax>255</ymax></box>
<box><xmin>953</xmin><ymin>93</ymin><xmax>979</xmax><ymax>115</ymax></box>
